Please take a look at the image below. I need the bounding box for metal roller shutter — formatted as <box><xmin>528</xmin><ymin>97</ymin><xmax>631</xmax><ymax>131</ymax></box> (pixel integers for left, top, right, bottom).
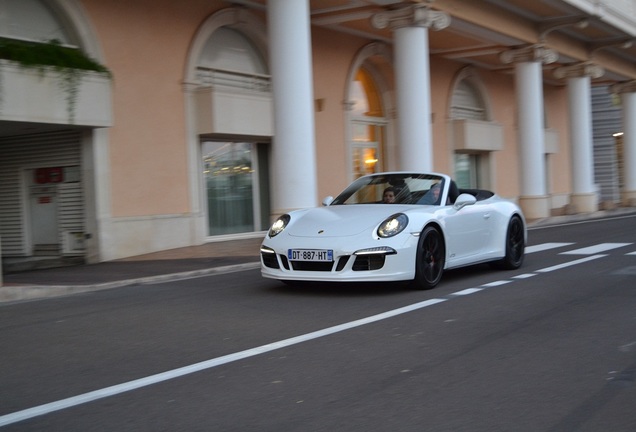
<box><xmin>591</xmin><ymin>86</ymin><xmax>622</xmax><ymax>204</ymax></box>
<box><xmin>0</xmin><ymin>130</ymin><xmax>83</xmax><ymax>257</ymax></box>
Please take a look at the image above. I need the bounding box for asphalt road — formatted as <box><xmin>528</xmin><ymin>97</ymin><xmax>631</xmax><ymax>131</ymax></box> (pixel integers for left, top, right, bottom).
<box><xmin>1</xmin><ymin>215</ymin><xmax>636</xmax><ymax>431</ymax></box>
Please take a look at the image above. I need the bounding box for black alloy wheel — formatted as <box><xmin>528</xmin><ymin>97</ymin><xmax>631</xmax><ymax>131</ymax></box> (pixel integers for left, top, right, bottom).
<box><xmin>493</xmin><ymin>215</ymin><xmax>525</xmax><ymax>269</ymax></box>
<box><xmin>414</xmin><ymin>226</ymin><xmax>445</xmax><ymax>290</ymax></box>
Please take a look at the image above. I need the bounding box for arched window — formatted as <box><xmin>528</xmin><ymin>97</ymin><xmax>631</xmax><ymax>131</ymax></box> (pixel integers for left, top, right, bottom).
<box><xmin>451</xmin><ymin>80</ymin><xmax>486</xmax><ymax>121</ymax></box>
<box><xmin>200</xmin><ymin>27</ymin><xmax>266</xmax><ymax>74</ymax></box>
<box><xmin>0</xmin><ymin>0</ymin><xmax>71</xmax><ymax>43</ymax></box>
<box><xmin>197</xmin><ymin>27</ymin><xmax>268</xmax><ymax>91</ymax></box>
<box><xmin>349</xmin><ymin>67</ymin><xmax>387</xmax><ymax>179</ymax></box>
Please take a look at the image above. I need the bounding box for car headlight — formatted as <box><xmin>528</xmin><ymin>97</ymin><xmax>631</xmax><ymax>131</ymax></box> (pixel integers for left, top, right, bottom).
<box><xmin>377</xmin><ymin>213</ymin><xmax>408</xmax><ymax>238</ymax></box>
<box><xmin>268</xmin><ymin>214</ymin><xmax>291</xmax><ymax>238</ymax></box>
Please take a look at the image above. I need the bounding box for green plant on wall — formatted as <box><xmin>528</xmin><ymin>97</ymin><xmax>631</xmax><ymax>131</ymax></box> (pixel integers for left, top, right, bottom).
<box><xmin>0</xmin><ymin>38</ymin><xmax>112</xmax><ymax>123</ymax></box>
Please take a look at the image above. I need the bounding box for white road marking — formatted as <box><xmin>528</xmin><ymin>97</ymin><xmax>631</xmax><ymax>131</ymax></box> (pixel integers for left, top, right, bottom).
<box><xmin>481</xmin><ymin>280</ymin><xmax>512</xmax><ymax>287</ymax></box>
<box><xmin>0</xmin><ymin>298</ymin><xmax>447</xmax><ymax>427</ymax></box>
<box><xmin>560</xmin><ymin>243</ymin><xmax>632</xmax><ymax>255</ymax></box>
<box><xmin>526</xmin><ymin>243</ymin><xmax>574</xmax><ymax>254</ymax></box>
<box><xmin>536</xmin><ymin>255</ymin><xmax>606</xmax><ymax>273</ymax></box>
<box><xmin>627</xmin><ymin>251</ymin><xmax>636</xmax><ymax>256</ymax></box>
<box><xmin>512</xmin><ymin>273</ymin><xmax>537</xmax><ymax>279</ymax></box>
<box><xmin>450</xmin><ymin>288</ymin><xmax>483</xmax><ymax>296</ymax></box>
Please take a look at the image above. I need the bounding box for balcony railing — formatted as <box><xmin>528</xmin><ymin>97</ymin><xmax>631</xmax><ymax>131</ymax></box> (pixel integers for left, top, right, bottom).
<box><xmin>196</xmin><ymin>67</ymin><xmax>271</xmax><ymax>93</ymax></box>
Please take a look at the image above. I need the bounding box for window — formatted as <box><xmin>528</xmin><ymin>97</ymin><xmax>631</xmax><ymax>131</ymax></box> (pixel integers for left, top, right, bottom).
<box><xmin>203</xmin><ymin>141</ymin><xmax>264</xmax><ymax>236</ymax></box>
<box><xmin>455</xmin><ymin>154</ymin><xmax>479</xmax><ymax>189</ymax></box>
<box><xmin>332</xmin><ymin>173</ymin><xmax>445</xmax><ymax>206</ymax></box>
<box><xmin>349</xmin><ymin>68</ymin><xmax>386</xmax><ymax>179</ymax></box>
<box><xmin>197</xmin><ymin>28</ymin><xmax>269</xmax><ymax>92</ymax></box>
<box><xmin>451</xmin><ymin>81</ymin><xmax>486</xmax><ymax>120</ymax></box>
<box><xmin>0</xmin><ymin>0</ymin><xmax>71</xmax><ymax>43</ymax></box>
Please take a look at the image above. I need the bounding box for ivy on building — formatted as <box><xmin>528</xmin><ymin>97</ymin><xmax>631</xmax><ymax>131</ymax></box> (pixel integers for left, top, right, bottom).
<box><xmin>0</xmin><ymin>38</ymin><xmax>111</xmax><ymax>123</ymax></box>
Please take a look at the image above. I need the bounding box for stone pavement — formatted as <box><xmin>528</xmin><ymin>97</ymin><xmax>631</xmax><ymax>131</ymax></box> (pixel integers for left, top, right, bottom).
<box><xmin>2</xmin><ymin>207</ymin><xmax>636</xmax><ymax>303</ymax></box>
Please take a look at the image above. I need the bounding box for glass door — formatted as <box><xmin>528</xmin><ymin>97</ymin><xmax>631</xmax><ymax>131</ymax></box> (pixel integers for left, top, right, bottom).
<box><xmin>202</xmin><ymin>141</ymin><xmax>256</xmax><ymax>236</ymax></box>
<box><xmin>351</xmin><ymin>120</ymin><xmax>385</xmax><ymax>179</ymax></box>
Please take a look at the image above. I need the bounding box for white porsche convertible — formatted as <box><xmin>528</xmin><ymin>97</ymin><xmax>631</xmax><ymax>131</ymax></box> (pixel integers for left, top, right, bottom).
<box><xmin>260</xmin><ymin>172</ymin><xmax>526</xmax><ymax>289</ymax></box>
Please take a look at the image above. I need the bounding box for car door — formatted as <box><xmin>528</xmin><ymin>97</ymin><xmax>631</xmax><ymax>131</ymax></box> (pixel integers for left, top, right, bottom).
<box><xmin>442</xmin><ymin>200</ymin><xmax>495</xmax><ymax>267</ymax></box>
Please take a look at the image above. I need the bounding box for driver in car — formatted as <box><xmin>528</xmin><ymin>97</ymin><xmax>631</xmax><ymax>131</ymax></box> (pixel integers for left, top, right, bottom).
<box><xmin>382</xmin><ymin>187</ymin><xmax>396</xmax><ymax>204</ymax></box>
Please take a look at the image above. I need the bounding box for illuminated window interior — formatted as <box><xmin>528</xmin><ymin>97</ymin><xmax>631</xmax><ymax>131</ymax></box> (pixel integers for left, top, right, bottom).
<box><xmin>350</xmin><ymin>67</ymin><xmax>386</xmax><ymax>179</ymax></box>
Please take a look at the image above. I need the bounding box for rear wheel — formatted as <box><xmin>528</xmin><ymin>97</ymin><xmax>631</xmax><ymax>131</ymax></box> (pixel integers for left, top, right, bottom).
<box><xmin>413</xmin><ymin>226</ymin><xmax>445</xmax><ymax>290</ymax></box>
<box><xmin>493</xmin><ymin>215</ymin><xmax>524</xmax><ymax>269</ymax></box>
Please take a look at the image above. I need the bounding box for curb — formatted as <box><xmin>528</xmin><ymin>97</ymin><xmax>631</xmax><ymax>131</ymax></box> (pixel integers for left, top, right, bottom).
<box><xmin>527</xmin><ymin>207</ymin><xmax>636</xmax><ymax>228</ymax></box>
<box><xmin>0</xmin><ymin>262</ymin><xmax>260</xmax><ymax>304</ymax></box>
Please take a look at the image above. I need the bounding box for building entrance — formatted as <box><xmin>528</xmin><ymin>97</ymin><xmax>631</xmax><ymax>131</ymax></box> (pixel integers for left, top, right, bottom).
<box><xmin>202</xmin><ymin>141</ymin><xmax>269</xmax><ymax>236</ymax></box>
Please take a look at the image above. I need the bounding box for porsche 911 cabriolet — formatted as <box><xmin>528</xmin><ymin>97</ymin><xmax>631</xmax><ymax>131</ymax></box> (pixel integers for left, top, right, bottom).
<box><xmin>260</xmin><ymin>172</ymin><xmax>526</xmax><ymax>289</ymax></box>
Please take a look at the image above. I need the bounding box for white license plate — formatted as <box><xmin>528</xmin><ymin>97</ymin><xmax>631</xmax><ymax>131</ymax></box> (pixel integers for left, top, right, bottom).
<box><xmin>288</xmin><ymin>249</ymin><xmax>334</xmax><ymax>262</ymax></box>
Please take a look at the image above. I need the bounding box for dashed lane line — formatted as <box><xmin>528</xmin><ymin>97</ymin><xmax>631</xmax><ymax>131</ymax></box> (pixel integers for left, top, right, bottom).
<box><xmin>449</xmin><ymin>288</ymin><xmax>483</xmax><ymax>296</ymax></box>
<box><xmin>526</xmin><ymin>243</ymin><xmax>574</xmax><ymax>254</ymax></box>
<box><xmin>536</xmin><ymin>254</ymin><xmax>607</xmax><ymax>273</ymax></box>
<box><xmin>560</xmin><ymin>243</ymin><xmax>633</xmax><ymax>255</ymax></box>
<box><xmin>512</xmin><ymin>273</ymin><xmax>537</xmax><ymax>280</ymax></box>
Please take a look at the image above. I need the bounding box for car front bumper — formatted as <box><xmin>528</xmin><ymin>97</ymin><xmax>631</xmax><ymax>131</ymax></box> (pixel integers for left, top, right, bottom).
<box><xmin>260</xmin><ymin>232</ymin><xmax>419</xmax><ymax>283</ymax></box>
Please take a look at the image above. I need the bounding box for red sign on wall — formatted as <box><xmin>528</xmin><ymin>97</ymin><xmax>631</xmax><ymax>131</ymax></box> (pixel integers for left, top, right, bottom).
<box><xmin>35</xmin><ymin>167</ymin><xmax>64</xmax><ymax>184</ymax></box>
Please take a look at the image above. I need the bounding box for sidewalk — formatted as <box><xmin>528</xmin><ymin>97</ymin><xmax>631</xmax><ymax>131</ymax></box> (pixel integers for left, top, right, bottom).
<box><xmin>2</xmin><ymin>207</ymin><xmax>636</xmax><ymax>303</ymax></box>
<box><xmin>0</xmin><ymin>237</ymin><xmax>263</xmax><ymax>303</ymax></box>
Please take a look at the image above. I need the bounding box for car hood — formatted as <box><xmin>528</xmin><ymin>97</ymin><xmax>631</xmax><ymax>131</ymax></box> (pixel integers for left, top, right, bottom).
<box><xmin>287</xmin><ymin>204</ymin><xmax>413</xmax><ymax>238</ymax></box>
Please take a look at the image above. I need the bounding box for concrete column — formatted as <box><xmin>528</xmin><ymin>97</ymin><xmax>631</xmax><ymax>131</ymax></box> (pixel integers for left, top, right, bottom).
<box><xmin>501</xmin><ymin>45</ymin><xmax>558</xmax><ymax>219</ymax></box>
<box><xmin>267</xmin><ymin>0</ymin><xmax>318</xmax><ymax>216</ymax></box>
<box><xmin>554</xmin><ymin>62</ymin><xmax>604</xmax><ymax>213</ymax></box>
<box><xmin>372</xmin><ymin>5</ymin><xmax>450</xmax><ymax>171</ymax></box>
<box><xmin>612</xmin><ymin>81</ymin><xmax>636</xmax><ymax>206</ymax></box>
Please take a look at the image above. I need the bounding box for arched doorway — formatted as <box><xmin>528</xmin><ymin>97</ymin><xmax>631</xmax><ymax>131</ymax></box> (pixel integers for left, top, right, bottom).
<box><xmin>451</xmin><ymin>79</ymin><xmax>487</xmax><ymax>188</ymax></box>
<box><xmin>186</xmin><ymin>10</ymin><xmax>271</xmax><ymax>238</ymax></box>
<box><xmin>345</xmin><ymin>43</ymin><xmax>393</xmax><ymax>181</ymax></box>
<box><xmin>449</xmin><ymin>67</ymin><xmax>498</xmax><ymax>190</ymax></box>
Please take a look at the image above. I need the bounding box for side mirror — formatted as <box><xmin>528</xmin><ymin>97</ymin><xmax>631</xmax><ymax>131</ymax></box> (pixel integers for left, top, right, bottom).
<box><xmin>322</xmin><ymin>196</ymin><xmax>334</xmax><ymax>206</ymax></box>
<box><xmin>453</xmin><ymin>193</ymin><xmax>476</xmax><ymax>210</ymax></box>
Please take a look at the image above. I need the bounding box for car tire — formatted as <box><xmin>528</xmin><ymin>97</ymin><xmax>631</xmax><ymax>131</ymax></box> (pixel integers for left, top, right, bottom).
<box><xmin>492</xmin><ymin>215</ymin><xmax>525</xmax><ymax>270</ymax></box>
<box><xmin>413</xmin><ymin>226</ymin><xmax>445</xmax><ymax>290</ymax></box>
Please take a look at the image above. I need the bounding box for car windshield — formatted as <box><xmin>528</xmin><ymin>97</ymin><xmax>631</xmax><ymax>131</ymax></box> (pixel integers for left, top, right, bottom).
<box><xmin>331</xmin><ymin>173</ymin><xmax>446</xmax><ymax>205</ymax></box>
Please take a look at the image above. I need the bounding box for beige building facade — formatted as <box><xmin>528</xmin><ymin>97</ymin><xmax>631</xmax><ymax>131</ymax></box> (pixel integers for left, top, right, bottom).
<box><xmin>1</xmin><ymin>0</ymin><xmax>636</xmax><ymax>276</ymax></box>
